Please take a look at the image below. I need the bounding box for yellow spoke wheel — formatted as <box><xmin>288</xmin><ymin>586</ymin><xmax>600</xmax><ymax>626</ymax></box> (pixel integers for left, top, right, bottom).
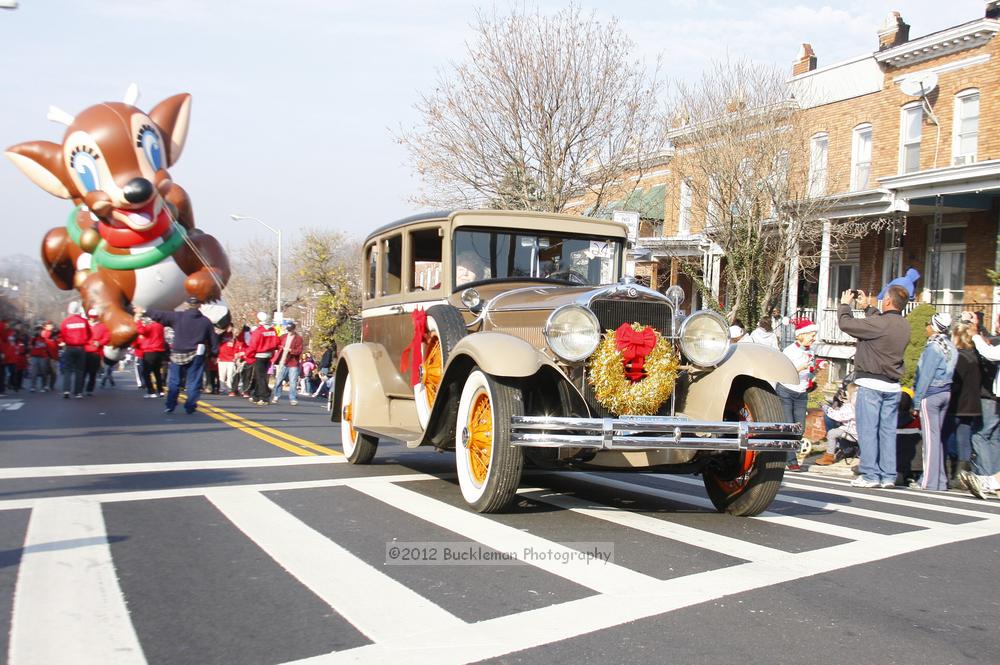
<box><xmin>467</xmin><ymin>392</ymin><xmax>493</xmax><ymax>485</ymax></box>
<box><xmin>414</xmin><ymin>305</ymin><xmax>467</xmax><ymax>429</ymax></box>
<box><xmin>455</xmin><ymin>368</ymin><xmax>525</xmax><ymax>513</ymax></box>
<box><xmin>422</xmin><ymin>334</ymin><xmax>443</xmax><ymax>406</ymax></box>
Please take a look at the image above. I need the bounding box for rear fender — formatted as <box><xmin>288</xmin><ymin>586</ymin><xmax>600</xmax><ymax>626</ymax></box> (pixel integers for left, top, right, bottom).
<box><xmin>332</xmin><ymin>342</ymin><xmax>411</xmax><ymax>429</ymax></box>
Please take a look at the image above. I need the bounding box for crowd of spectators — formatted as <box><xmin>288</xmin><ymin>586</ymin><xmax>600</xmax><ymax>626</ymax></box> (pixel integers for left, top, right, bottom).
<box><xmin>1</xmin><ymin>303</ymin><xmax>340</xmax><ymax>412</ymax></box>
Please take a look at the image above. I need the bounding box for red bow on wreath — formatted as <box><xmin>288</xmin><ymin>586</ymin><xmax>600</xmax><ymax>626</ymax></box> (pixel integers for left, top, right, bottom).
<box><xmin>399</xmin><ymin>308</ymin><xmax>428</xmax><ymax>386</ymax></box>
<box><xmin>615</xmin><ymin>323</ymin><xmax>656</xmax><ymax>382</ymax></box>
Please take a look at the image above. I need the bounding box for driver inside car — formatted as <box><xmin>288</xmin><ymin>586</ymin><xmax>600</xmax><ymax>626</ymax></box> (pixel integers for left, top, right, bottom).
<box><xmin>456</xmin><ymin>249</ymin><xmax>488</xmax><ymax>286</ymax></box>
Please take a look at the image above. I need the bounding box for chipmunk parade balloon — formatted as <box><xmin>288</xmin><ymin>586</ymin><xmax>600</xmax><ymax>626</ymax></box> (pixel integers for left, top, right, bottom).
<box><xmin>4</xmin><ymin>85</ymin><xmax>230</xmax><ymax>352</ymax></box>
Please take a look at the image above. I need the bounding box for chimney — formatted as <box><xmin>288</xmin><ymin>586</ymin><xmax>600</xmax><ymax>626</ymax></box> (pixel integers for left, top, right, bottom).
<box><xmin>878</xmin><ymin>11</ymin><xmax>910</xmax><ymax>50</ymax></box>
<box><xmin>987</xmin><ymin>1</ymin><xmax>1000</xmax><ymax>19</ymax></box>
<box><xmin>792</xmin><ymin>43</ymin><xmax>817</xmax><ymax>76</ymax></box>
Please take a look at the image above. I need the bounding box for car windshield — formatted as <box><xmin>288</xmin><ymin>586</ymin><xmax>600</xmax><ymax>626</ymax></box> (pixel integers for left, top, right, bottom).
<box><xmin>453</xmin><ymin>228</ymin><xmax>623</xmax><ymax>289</ymax></box>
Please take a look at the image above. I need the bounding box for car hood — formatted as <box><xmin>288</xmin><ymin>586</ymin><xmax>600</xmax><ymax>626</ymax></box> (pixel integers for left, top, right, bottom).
<box><xmin>458</xmin><ymin>281</ymin><xmax>670</xmax><ymax>313</ymax></box>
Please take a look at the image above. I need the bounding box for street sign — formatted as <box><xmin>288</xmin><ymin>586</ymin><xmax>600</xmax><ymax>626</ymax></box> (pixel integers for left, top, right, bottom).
<box><xmin>613</xmin><ymin>211</ymin><xmax>640</xmax><ymax>243</ymax></box>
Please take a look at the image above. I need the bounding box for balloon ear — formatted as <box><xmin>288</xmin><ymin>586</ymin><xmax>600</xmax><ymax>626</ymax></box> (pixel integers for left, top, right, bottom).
<box><xmin>149</xmin><ymin>93</ymin><xmax>192</xmax><ymax>167</ymax></box>
<box><xmin>5</xmin><ymin>141</ymin><xmax>74</xmax><ymax>199</ymax></box>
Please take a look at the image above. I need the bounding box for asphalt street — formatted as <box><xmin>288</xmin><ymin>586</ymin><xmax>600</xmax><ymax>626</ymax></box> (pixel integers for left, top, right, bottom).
<box><xmin>0</xmin><ymin>372</ymin><xmax>998</xmax><ymax>665</ymax></box>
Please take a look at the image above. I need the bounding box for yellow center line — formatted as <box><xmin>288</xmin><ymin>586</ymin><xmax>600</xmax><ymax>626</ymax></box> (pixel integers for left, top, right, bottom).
<box><xmin>199</xmin><ymin>400</ymin><xmax>343</xmax><ymax>457</ymax></box>
<box><xmin>195</xmin><ymin>404</ymin><xmax>316</xmax><ymax>456</ymax></box>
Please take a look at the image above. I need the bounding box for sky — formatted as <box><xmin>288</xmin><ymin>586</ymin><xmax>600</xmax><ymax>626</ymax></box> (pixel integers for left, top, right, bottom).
<box><xmin>0</xmin><ymin>0</ymin><xmax>986</xmax><ymax>261</ymax></box>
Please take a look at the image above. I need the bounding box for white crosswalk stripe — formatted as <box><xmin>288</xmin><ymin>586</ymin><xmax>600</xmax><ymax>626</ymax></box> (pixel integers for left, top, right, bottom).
<box><xmin>9</xmin><ymin>498</ymin><xmax>146</xmax><ymax>665</ymax></box>
<box><xmin>206</xmin><ymin>487</ymin><xmax>466</xmax><ymax>643</ymax></box>
<box><xmin>6</xmin><ymin>463</ymin><xmax>1000</xmax><ymax>665</ymax></box>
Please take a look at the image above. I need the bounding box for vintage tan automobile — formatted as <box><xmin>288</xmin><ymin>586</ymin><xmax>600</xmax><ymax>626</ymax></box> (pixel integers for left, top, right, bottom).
<box><xmin>332</xmin><ymin>210</ymin><xmax>802</xmax><ymax>516</ymax></box>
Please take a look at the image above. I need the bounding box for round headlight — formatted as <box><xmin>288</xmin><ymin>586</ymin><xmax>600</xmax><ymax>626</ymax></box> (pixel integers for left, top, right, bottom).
<box><xmin>544</xmin><ymin>305</ymin><xmax>601</xmax><ymax>362</ymax></box>
<box><xmin>679</xmin><ymin>310</ymin><xmax>731</xmax><ymax>367</ymax></box>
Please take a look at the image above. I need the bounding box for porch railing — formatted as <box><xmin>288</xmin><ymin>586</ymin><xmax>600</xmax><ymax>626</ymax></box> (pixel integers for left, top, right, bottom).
<box><xmin>803</xmin><ymin>301</ymin><xmax>1000</xmax><ymax>347</ymax></box>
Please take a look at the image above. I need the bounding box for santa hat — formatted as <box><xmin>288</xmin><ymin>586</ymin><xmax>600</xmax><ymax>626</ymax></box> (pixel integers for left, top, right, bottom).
<box><xmin>793</xmin><ymin>317</ymin><xmax>817</xmax><ymax>336</ymax></box>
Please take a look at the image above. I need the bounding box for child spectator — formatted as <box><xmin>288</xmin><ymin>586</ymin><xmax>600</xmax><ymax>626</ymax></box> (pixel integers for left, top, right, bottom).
<box><xmin>815</xmin><ymin>383</ymin><xmax>858</xmax><ymax>466</ymax></box>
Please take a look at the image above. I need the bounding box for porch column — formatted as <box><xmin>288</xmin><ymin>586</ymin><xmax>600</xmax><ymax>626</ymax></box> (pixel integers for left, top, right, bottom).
<box><xmin>787</xmin><ymin>242</ymin><xmax>800</xmax><ymax>316</ymax></box>
<box><xmin>817</xmin><ymin>219</ymin><xmax>832</xmax><ymax>320</ymax></box>
<box><xmin>711</xmin><ymin>253</ymin><xmax>722</xmax><ymax>304</ymax></box>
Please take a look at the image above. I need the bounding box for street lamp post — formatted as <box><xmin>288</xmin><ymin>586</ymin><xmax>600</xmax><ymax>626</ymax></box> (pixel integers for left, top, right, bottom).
<box><xmin>231</xmin><ymin>214</ymin><xmax>282</xmax><ymax>321</ymax></box>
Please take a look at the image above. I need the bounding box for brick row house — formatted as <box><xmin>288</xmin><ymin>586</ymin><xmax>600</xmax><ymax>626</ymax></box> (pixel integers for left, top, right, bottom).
<box><xmin>570</xmin><ymin>2</ymin><xmax>1000</xmax><ymax>382</ymax></box>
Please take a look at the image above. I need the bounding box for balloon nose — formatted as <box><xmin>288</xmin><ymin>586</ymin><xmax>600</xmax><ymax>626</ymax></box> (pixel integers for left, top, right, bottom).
<box><xmin>123</xmin><ymin>178</ymin><xmax>154</xmax><ymax>204</ymax></box>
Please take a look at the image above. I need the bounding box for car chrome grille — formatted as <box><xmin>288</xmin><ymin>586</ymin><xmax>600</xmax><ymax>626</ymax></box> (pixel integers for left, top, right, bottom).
<box><xmin>585</xmin><ymin>298</ymin><xmax>675</xmax><ymax>418</ymax></box>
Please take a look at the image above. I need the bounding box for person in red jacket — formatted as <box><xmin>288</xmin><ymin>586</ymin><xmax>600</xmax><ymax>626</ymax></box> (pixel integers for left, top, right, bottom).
<box><xmin>135</xmin><ymin>316</ymin><xmax>167</xmax><ymax>397</ymax></box>
<box><xmin>271</xmin><ymin>322</ymin><xmax>303</xmax><ymax>405</ymax></box>
<box><xmin>11</xmin><ymin>335</ymin><xmax>28</xmax><ymax>392</ymax></box>
<box><xmin>29</xmin><ymin>324</ymin><xmax>56</xmax><ymax>392</ymax></box>
<box><xmin>83</xmin><ymin>308</ymin><xmax>109</xmax><ymax>395</ymax></box>
<box><xmin>244</xmin><ymin>312</ymin><xmax>279</xmax><ymax>405</ymax></box>
<box><xmin>59</xmin><ymin>302</ymin><xmax>90</xmax><ymax>398</ymax></box>
<box><xmin>216</xmin><ymin>325</ymin><xmax>238</xmax><ymax>395</ymax></box>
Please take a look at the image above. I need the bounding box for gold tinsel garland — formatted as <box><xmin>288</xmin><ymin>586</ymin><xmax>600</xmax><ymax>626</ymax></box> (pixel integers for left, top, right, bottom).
<box><xmin>588</xmin><ymin>323</ymin><xmax>680</xmax><ymax>416</ymax></box>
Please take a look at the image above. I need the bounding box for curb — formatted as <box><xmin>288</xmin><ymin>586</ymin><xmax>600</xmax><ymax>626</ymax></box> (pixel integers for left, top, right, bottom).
<box><xmin>799</xmin><ymin>454</ymin><xmax>857</xmax><ymax>478</ymax></box>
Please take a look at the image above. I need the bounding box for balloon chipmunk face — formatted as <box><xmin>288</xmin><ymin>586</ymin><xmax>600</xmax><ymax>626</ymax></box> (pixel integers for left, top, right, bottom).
<box><xmin>3</xmin><ymin>86</ymin><xmax>231</xmax><ymax>352</ymax></box>
<box><xmin>5</xmin><ymin>92</ymin><xmax>192</xmax><ymax>238</ymax></box>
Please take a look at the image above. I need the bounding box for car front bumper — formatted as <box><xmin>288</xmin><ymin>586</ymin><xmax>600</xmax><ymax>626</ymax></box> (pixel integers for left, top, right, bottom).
<box><xmin>510</xmin><ymin>416</ymin><xmax>803</xmax><ymax>452</ymax></box>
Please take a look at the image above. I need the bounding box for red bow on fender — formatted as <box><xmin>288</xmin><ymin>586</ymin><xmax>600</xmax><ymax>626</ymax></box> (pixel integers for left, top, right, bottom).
<box><xmin>399</xmin><ymin>308</ymin><xmax>428</xmax><ymax>386</ymax></box>
<box><xmin>615</xmin><ymin>323</ymin><xmax>656</xmax><ymax>382</ymax></box>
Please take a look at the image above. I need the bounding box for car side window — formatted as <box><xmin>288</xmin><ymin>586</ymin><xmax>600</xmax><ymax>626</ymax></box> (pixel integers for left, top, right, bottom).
<box><xmin>409</xmin><ymin>227</ymin><xmax>442</xmax><ymax>291</ymax></box>
<box><xmin>381</xmin><ymin>235</ymin><xmax>402</xmax><ymax>296</ymax></box>
<box><xmin>365</xmin><ymin>243</ymin><xmax>377</xmax><ymax>299</ymax></box>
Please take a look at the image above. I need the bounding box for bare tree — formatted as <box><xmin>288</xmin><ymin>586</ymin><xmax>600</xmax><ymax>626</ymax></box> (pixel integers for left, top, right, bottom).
<box><xmin>222</xmin><ymin>238</ymin><xmax>279</xmax><ymax>330</ymax></box>
<box><xmin>399</xmin><ymin>5</ymin><xmax>667</xmax><ymax>212</ymax></box>
<box><xmin>668</xmin><ymin>58</ymin><xmax>882</xmax><ymax>326</ymax></box>
<box><xmin>289</xmin><ymin>229</ymin><xmax>362</xmax><ymax>352</ymax></box>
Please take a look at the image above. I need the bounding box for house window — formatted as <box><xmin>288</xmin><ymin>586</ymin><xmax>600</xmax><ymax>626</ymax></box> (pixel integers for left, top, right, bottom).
<box><xmin>899</xmin><ymin>104</ymin><xmax>922</xmax><ymax>174</ymax></box>
<box><xmin>706</xmin><ymin>174</ymin><xmax>720</xmax><ymax>229</ymax></box>
<box><xmin>827</xmin><ymin>264</ymin><xmax>857</xmax><ymax>309</ymax></box>
<box><xmin>850</xmin><ymin>124</ymin><xmax>872</xmax><ymax>191</ymax></box>
<box><xmin>953</xmin><ymin>89</ymin><xmax>980</xmax><ymax>165</ymax></box>
<box><xmin>927</xmin><ymin>224</ymin><xmax>966</xmax><ymax>305</ymax></box>
<box><xmin>808</xmin><ymin>133</ymin><xmax>827</xmax><ymax>197</ymax></box>
<box><xmin>679</xmin><ymin>179</ymin><xmax>692</xmax><ymax>235</ymax></box>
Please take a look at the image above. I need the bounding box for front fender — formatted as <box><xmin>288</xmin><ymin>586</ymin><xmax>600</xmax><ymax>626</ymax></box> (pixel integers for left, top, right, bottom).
<box><xmin>445</xmin><ymin>332</ymin><xmax>550</xmax><ymax>377</ymax></box>
<box><xmin>333</xmin><ymin>342</ymin><xmax>411</xmax><ymax>430</ymax></box>
<box><xmin>680</xmin><ymin>343</ymin><xmax>797</xmax><ymax>421</ymax></box>
<box><xmin>417</xmin><ymin>332</ymin><xmax>560</xmax><ymax>449</ymax></box>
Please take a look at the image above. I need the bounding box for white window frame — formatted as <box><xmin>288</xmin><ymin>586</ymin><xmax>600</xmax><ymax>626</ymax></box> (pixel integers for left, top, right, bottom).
<box><xmin>808</xmin><ymin>132</ymin><xmax>828</xmax><ymax>197</ymax></box>
<box><xmin>952</xmin><ymin>88</ymin><xmax>980</xmax><ymax>165</ymax></box>
<box><xmin>850</xmin><ymin>123</ymin><xmax>872</xmax><ymax>191</ymax></box>
<box><xmin>925</xmin><ymin>222</ymin><xmax>967</xmax><ymax>304</ymax></box>
<box><xmin>706</xmin><ymin>174</ymin><xmax>720</xmax><ymax>230</ymax></box>
<box><xmin>678</xmin><ymin>178</ymin><xmax>692</xmax><ymax>235</ymax></box>
<box><xmin>898</xmin><ymin>103</ymin><xmax>922</xmax><ymax>174</ymax></box>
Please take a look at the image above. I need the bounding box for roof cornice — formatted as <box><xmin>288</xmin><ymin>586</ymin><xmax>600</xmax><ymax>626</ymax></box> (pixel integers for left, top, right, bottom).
<box><xmin>875</xmin><ymin>18</ymin><xmax>1000</xmax><ymax>68</ymax></box>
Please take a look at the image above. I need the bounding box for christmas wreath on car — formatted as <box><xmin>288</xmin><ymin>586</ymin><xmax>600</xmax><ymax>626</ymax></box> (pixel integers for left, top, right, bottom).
<box><xmin>588</xmin><ymin>322</ymin><xmax>679</xmax><ymax>416</ymax></box>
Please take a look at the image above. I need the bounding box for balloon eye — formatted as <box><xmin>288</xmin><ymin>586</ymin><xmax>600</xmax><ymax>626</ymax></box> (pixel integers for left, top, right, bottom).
<box><xmin>70</xmin><ymin>149</ymin><xmax>100</xmax><ymax>193</ymax></box>
<box><xmin>139</xmin><ymin>126</ymin><xmax>163</xmax><ymax>171</ymax></box>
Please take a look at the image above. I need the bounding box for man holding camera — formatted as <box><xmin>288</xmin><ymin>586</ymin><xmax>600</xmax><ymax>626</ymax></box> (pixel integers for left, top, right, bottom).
<box><xmin>838</xmin><ymin>286</ymin><xmax>910</xmax><ymax>488</ymax></box>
